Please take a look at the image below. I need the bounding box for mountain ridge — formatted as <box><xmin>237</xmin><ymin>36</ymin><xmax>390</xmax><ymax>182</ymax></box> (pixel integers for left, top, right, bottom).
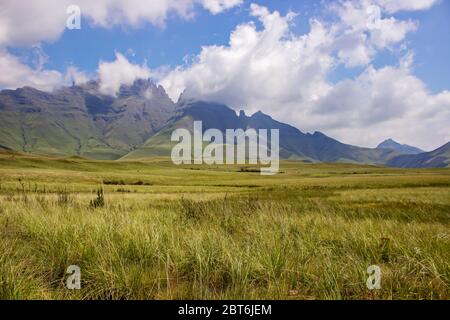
<box><xmin>0</xmin><ymin>80</ymin><xmax>449</xmax><ymax>168</ymax></box>
<box><xmin>123</xmin><ymin>99</ymin><xmax>401</xmax><ymax>165</ymax></box>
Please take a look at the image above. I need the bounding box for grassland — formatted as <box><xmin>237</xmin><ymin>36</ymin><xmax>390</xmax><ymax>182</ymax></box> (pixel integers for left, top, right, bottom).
<box><xmin>0</xmin><ymin>151</ymin><xmax>449</xmax><ymax>300</ymax></box>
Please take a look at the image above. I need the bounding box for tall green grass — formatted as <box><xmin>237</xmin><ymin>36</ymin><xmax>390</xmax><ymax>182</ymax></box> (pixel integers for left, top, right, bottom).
<box><xmin>0</xmin><ymin>155</ymin><xmax>448</xmax><ymax>299</ymax></box>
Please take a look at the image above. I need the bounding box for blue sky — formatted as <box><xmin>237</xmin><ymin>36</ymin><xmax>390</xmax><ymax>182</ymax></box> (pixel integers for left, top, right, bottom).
<box><xmin>21</xmin><ymin>0</ymin><xmax>449</xmax><ymax>93</ymax></box>
<box><xmin>401</xmin><ymin>1</ymin><xmax>450</xmax><ymax>93</ymax></box>
<box><xmin>0</xmin><ymin>0</ymin><xmax>449</xmax><ymax>149</ymax></box>
<box><xmin>36</xmin><ymin>1</ymin><xmax>315</xmax><ymax>72</ymax></box>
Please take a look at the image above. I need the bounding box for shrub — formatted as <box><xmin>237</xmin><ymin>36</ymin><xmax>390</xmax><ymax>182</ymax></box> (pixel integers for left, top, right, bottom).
<box><xmin>90</xmin><ymin>188</ymin><xmax>105</xmax><ymax>208</ymax></box>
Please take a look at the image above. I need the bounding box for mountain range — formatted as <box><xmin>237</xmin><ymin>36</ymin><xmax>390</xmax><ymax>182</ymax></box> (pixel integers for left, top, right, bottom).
<box><xmin>0</xmin><ymin>79</ymin><xmax>449</xmax><ymax>168</ymax></box>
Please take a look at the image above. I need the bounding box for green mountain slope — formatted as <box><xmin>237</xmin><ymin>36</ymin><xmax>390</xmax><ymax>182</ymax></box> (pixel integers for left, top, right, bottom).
<box><xmin>0</xmin><ymin>80</ymin><xmax>175</xmax><ymax>159</ymax></box>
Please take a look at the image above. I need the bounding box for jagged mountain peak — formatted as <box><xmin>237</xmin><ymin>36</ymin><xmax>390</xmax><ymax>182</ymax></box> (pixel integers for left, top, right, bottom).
<box><xmin>117</xmin><ymin>78</ymin><xmax>168</xmax><ymax>99</ymax></box>
<box><xmin>250</xmin><ymin>110</ymin><xmax>272</xmax><ymax>120</ymax></box>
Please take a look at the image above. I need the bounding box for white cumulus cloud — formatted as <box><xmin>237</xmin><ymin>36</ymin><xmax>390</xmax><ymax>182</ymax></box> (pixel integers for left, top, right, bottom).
<box><xmin>0</xmin><ymin>49</ymin><xmax>63</xmax><ymax>91</ymax></box>
<box><xmin>330</xmin><ymin>0</ymin><xmax>418</xmax><ymax>67</ymax></box>
<box><xmin>159</xmin><ymin>2</ymin><xmax>449</xmax><ymax>150</ymax></box>
<box><xmin>0</xmin><ymin>0</ymin><xmax>242</xmax><ymax>91</ymax></box>
<box><xmin>97</xmin><ymin>53</ymin><xmax>151</xmax><ymax>96</ymax></box>
<box><xmin>0</xmin><ymin>48</ymin><xmax>91</xmax><ymax>91</ymax></box>
<box><xmin>310</xmin><ymin>58</ymin><xmax>450</xmax><ymax>150</ymax></box>
<box><xmin>201</xmin><ymin>0</ymin><xmax>243</xmax><ymax>15</ymax></box>
<box><xmin>65</xmin><ymin>66</ymin><xmax>90</xmax><ymax>86</ymax></box>
<box><xmin>160</xmin><ymin>3</ymin><xmax>334</xmax><ymax>107</ymax></box>
<box><xmin>375</xmin><ymin>0</ymin><xmax>439</xmax><ymax>13</ymax></box>
<box><xmin>0</xmin><ymin>0</ymin><xmax>243</xmax><ymax>47</ymax></box>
